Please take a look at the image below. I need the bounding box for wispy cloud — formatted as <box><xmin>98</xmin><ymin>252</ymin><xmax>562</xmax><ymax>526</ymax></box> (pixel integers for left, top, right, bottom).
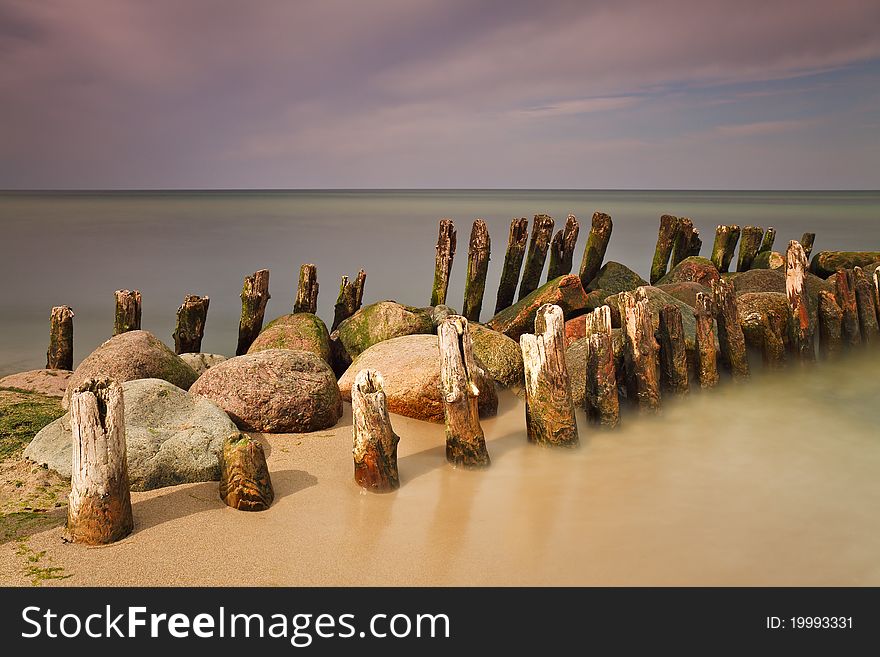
<box><xmin>716</xmin><ymin>119</ymin><xmax>815</xmax><ymax>137</ymax></box>
<box><xmin>510</xmin><ymin>96</ymin><xmax>640</xmax><ymax>119</ymax></box>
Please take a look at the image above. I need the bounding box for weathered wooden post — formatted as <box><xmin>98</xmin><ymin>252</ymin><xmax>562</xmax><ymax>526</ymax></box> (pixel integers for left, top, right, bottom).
<box><xmin>688</xmin><ymin>228</ymin><xmax>703</xmax><ymax>257</ymax></box>
<box><xmin>236</xmin><ymin>269</ymin><xmax>270</xmax><ymax>356</ymax></box>
<box><xmin>833</xmin><ymin>269</ymin><xmax>861</xmax><ymax>347</ymax></box>
<box><xmin>46</xmin><ymin>305</ymin><xmax>74</xmax><ymax>370</ymax></box>
<box><xmin>657</xmin><ymin>305</ymin><xmax>689</xmax><ymax>395</ymax></box>
<box><xmin>494</xmin><ymin>217</ymin><xmax>529</xmax><ymax>313</ymax></box>
<box><xmin>352</xmin><ymin>369</ymin><xmax>400</xmax><ymax>492</ymax></box>
<box><xmin>520</xmin><ymin>304</ymin><xmax>579</xmax><ymax>446</ymax></box>
<box><xmin>694</xmin><ymin>293</ymin><xmax>719</xmax><ymax>388</ymax></box>
<box><xmin>737</xmin><ymin>226</ymin><xmax>764</xmax><ymax>272</ymax></box>
<box><xmin>585</xmin><ymin>305</ymin><xmax>619</xmax><ymax>428</ymax></box>
<box><xmin>173</xmin><ymin>294</ymin><xmax>209</xmax><ymax>354</ymax></box>
<box><xmin>438</xmin><ymin>315</ymin><xmax>490</xmax><ymax>468</ymax></box>
<box><xmin>547</xmin><ymin>214</ymin><xmax>579</xmax><ymax>280</ymax></box>
<box><xmin>113</xmin><ymin>289</ymin><xmax>141</xmax><ymax>335</ymax></box>
<box><xmin>518</xmin><ymin>214</ymin><xmax>554</xmax><ymax>300</ymax></box>
<box><xmin>462</xmin><ymin>219</ymin><xmax>491</xmax><ymax>322</ymax></box>
<box><xmin>758</xmin><ymin>227</ymin><xmax>776</xmax><ymax>254</ymax></box>
<box><xmin>874</xmin><ymin>266</ymin><xmax>880</xmax><ymax>323</ymax></box>
<box><xmin>800</xmin><ymin>232</ymin><xmax>816</xmax><ymax>259</ymax></box>
<box><xmin>622</xmin><ymin>289</ymin><xmax>661</xmax><ymax>411</ymax></box>
<box><xmin>853</xmin><ymin>266</ymin><xmax>879</xmax><ymax>345</ymax></box>
<box><xmin>430</xmin><ymin>219</ymin><xmax>457</xmax><ymax>306</ymax></box>
<box><xmin>219</xmin><ymin>433</ymin><xmax>274</xmax><ymax>511</ymax></box>
<box><xmin>710</xmin><ymin>225</ymin><xmax>740</xmax><ymax>273</ymax></box>
<box><xmin>670</xmin><ymin>217</ymin><xmax>694</xmax><ymax>269</ymax></box>
<box><xmin>294</xmin><ymin>263</ymin><xmax>319</xmax><ymax>314</ymax></box>
<box><xmin>817</xmin><ymin>290</ymin><xmax>843</xmax><ymax>358</ymax></box>
<box><xmin>650</xmin><ymin>214</ymin><xmax>680</xmax><ymax>284</ymax></box>
<box><xmin>760</xmin><ymin>314</ymin><xmax>787</xmax><ymax>369</ymax></box>
<box><xmin>711</xmin><ymin>278</ymin><xmax>749</xmax><ymax>377</ymax></box>
<box><xmin>67</xmin><ymin>378</ymin><xmax>133</xmax><ymax>544</ymax></box>
<box><xmin>579</xmin><ymin>211</ymin><xmax>613</xmax><ymax>288</ymax></box>
<box><xmin>332</xmin><ymin>269</ymin><xmax>366</xmax><ymax>331</ymax></box>
<box><xmin>786</xmin><ymin>240</ymin><xmax>815</xmax><ymax>361</ymax></box>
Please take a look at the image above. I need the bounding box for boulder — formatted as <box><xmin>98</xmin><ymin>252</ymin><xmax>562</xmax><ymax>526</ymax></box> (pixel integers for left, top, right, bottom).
<box><xmin>731</xmin><ymin>268</ymin><xmax>831</xmax><ymax>321</ymax></box>
<box><xmin>333</xmin><ymin>301</ymin><xmax>434</xmax><ymax>369</ymax></box>
<box><xmin>469</xmin><ymin>323</ymin><xmax>523</xmax><ymax>388</ymax></box>
<box><xmin>810</xmin><ymin>251</ymin><xmax>880</xmax><ymax>278</ymax></box>
<box><xmin>190</xmin><ymin>349</ymin><xmax>342</xmax><ymax>433</ymax></box>
<box><xmin>565</xmin><ymin>329</ymin><xmax>625</xmax><ymax>408</ymax></box>
<box><xmin>565</xmin><ymin>315</ymin><xmax>587</xmax><ymax>346</ymax></box>
<box><xmin>178</xmin><ymin>353</ymin><xmax>227</xmax><ymax>376</ymax></box>
<box><xmin>487</xmin><ymin>274</ymin><xmax>589</xmax><ymax>340</ymax></box>
<box><xmin>0</xmin><ymin>369</ymin><xmax>71</xmax><ymax>397</ymax></box>
<box><xmin>583</xmin><ymin>261</ymin><xmax>648</xmax><ymax>308</ymax></box>
<box><xmin>247</xmin><ymin>312</ymin><xmax>331</xmax><ymax>364</ymax></box>
<box><xmin>25</xmin><ymin>379</ymin><xmax>238</xmax><ymax>491</ymax></box>
<box><xmin>605</xmin><ymin>286</ymin><xmax>697</xmax><ymax>351</ymax></box>
<box><xmin>338</xmin><ymin>334</ymin><xmax>498</xmax><ymax>423</ymax></box>
<box><xmin>751</xmin><ymin>250</ymin><xmax>784</xmax><ymax>270</ymax></box>
<box><xmin>62</xmin><ymin>330</ymin><xmax>198</xmax><ymax>408</ymax></box>
<box><xmin>736</xmin><ymin>292</ymin><xmax>790</xmax><ymax>351</ymax></box>
<box><xmin>656</xmin><ymin>256</ymin><xmax>720</xmax><ymax>287</ymax></box>
<box><xmin>656</xmin><ymin>282</ymin><xmax>711</xmax><ymax>309</ymax></box>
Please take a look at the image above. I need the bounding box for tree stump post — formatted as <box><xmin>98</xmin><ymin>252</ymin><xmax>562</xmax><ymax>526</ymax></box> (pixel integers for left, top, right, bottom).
<box><xmin>817</xmin><ymin>290</ymin><xmax>843</xmax><ymax>358</ymax></box>
<box><xmin>657</xmin><ymin>304</ymin><xmax>689</xmax><ymax>395</ymax></box>
<box><xmin>710</xmin><ymin>225</ymin><xmax>740</xmax><ymax>273</ymax></box>
<box><xmin>332</xmin><ymin>269</ymin><xmax>366</xmax><ymax>331</ymax></box>
<box><xmin>670</xmin><ymin>217</ymin><xmax>695</xmax><ymax>269</ymax></box>
<box><xmin>650</xmin><ymin>214</ymin><xmax>680</xmax><ymax>284</ymax></box>
<box><xmin>438</xmin><ymin>315</ymin><xmax>490</xmax><ymax>468</ymax></box>
<box><xmin>113</xmin><ymin>289</ymin><xmax>141</xmax><ymax>335</ymax></box>
<box><xmin>462</xmin><ymin>219</ymin><xmax>491</xmax><ymax>322</ymax></box>
<box><xmin>219</xmin><ymin>433</ymin><xmax>274</xmax><ymax>511</ymax></box>
<box><xmin>494</xmin><ymin>217</ymin><xmax>529</xmax><ymax>313</ymax></box>
<box><xmin>520</xmin><ymin>304</ymin><xmax>579</xmax><ymax>446</ymax></box>
<box><xmin>579</xmin><ymin>211</ymin><xmax>613</xmax><ymax>288</ymax></box>
<box><xmin>622</xmin><ymin>289</ymin><xmax>661</xmax><ymax>411</ymax></box>
<box><xmin>352</xmin><ymin>369</ymin><xmax>400</xmax><ymax>492</ymax></box>
<box><xmin>687</xmin><ymin>228</ymin><xmax>703</xmax><ymax>257</ymax></box>
<box><xmin>853</xmin><ymin>266</ymin><xmax>880</xmax><ymax>345</ymax></box>
<box><xmin>833</xmin><ymin>269</ymin><xmax>861</xmax><ymax>347</ymax></box>
<box><xmin>800</xmin><ymin>232</ymin><xmax>816</xmax><ymax>259</ymax></box>
<box><xmin>786</xmin><ymin>240</ymin><xmax>815</xmax><ymax>361</ymax></box>
<box><xmin>173</xmin><ymin>294</ymin><xmax>209</xmax><ymax>354</ymax></box>
<box><xmin>585</xmin><ymin>305</ymin><xmax>619</xmax><ymax>428</ymax></box>
<box><xmin>430</xmin><ymin>219</ymin><xmax>457</xmax><ymax>306</ymax></box>
<box><xmin>694</xmin><ymin>293</ymin><xmax>719</xmax><ymax>388</ymax></box>
<box><xmin>67</xmin><ymin>378</ymin><xmax>133</xmax><ymax>544</ymax></box>
<box><xmin>737</xmin><ymin>226</ymin><xmax>764</xmax><ymax>272</ymax></box>
<box><xmin>518</xmin><ymin>214</ymin><xmax>555</xmax><ymax>300</ymax></box>
<box><xmin>547</xmin><ymin>214</ymin><xmax>579</xmax><ymax>280</ymax></box>
<box><xmin>758</xmin><ymin>227</ymin><xmax>776</xmax><ymax>254</ymax></box>
<box><xmin>711</xmin><ymin>278</ymin><xmax>750</xmax><ymax>378</ymax></box>
<box><xmin>293</xmin><ymin>263</ymin><xmax>319</xmax><ymax>314</ymax></box>
<box><xmin>236</xmin><ymin>269</ymin><xmax>270</xmax><ymax>355</ymax></box>
<box><xmin>46</xmin><ymin>305</ymin><xmax>74</xmax><ymax>370</ymax></box>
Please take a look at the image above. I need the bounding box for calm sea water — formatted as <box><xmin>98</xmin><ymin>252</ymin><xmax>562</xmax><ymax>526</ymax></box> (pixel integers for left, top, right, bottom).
<box><xmin>1</xmin><ymin>190</ymin><xmax>878</xmax><ymax>375</ymax></box>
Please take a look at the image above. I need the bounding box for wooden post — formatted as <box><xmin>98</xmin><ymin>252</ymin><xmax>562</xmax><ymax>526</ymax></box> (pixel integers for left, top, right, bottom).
<box><xmin>760</xmin><ymin>315</ymin><xmax>787</xmax><ymax>368</ymax></box>
<box><xmin>657</xmin><ymin>305</ymin><xmax>689</xmax><ymax>395</ymax></box>
<box><xmin>173</xmin><ymin>294</ymin><xmax>209</xmax><ymax>355</ymax></box>
<box><xmin>430</xmin><ymin>219</ymin><xmax>456</xmax><ymax>306</ymax></box>
<box><xmin>622</xmin><ymin>289</ymin><xmax>661</xmax><ymax>411</ymax></box>
<box><xmin>236</xmin><ymin>269</ymin><xmax>270</xmax><ymax>356</ymax></box>
<box><xmin>113</xmin><ymin>289</ymin><xmax>141</xmax><ymax>335</ymax></box>
<box><xmin>494</xmin><ymin>217</ymin><xmax>529</xmax><ymax>313</ymax></box>
<box><xmin>670</xmin><ymin>217</ymin><xmax>694</xmax><ymax>269</ymax></box>
<box><xmin>462</xmin><ymin>219</ymin><xmax>491</xmax><ymax>322</ymax></box>
<box><xmin>874</xmin><ymin>266</ymin><xmax>880</xmax><ymax>324</ymax></box>
<box><xmin>853</xmin><ymin>266</ymin><xmax>880</xmax><ymax>345</ymax></box>
<box><xmin>737</xmin><ymin>226</ymin><xmax>764</xmax><ymax>272</ymax></box>
<box><xmin>547</xmin><ymin>214</ymin><xmax>579</xmax><ymax>280</ymax></box>
<box><xmin>711</xmin><ymin>278</ymin><xmax>749</xmax><ymax>378</ymax></box>
<box><xmin>520</xmin><ymin>304</ymin><xmax>579</xmax><ymax>446</ymax></box>
<box><xmin>687</xmin><ymin>228</ymin><xmax>703</xmax><ymax>257</ymax></box>
<box><xmin>710</xmin><ymin>225</ymin><xmax>740</xmax><ymax>273</ymax></box>
<box><xmin>293</xmin><ymin>263</ymin><xmax>318</xmax><ymax>314</ymax></box>
<box><xmin>352</xmin><ymin>369</ymin><xmax>400</xmax><ymax>493</ymax></box>
<box><xmin>758</xmin><ymin>227</ymin><xmax>776</xmax><ymax>254</ymax></box>
<box><xmin>833</xmin><ymin>269</ymin><xmax>861</xmax><ymax>347</ymax></box>
<box><xmin>332</xmin><ymin>269</ymin><xmax>366</xmax><ymax>331</ymax></box>
<box><xmin>694</xmin><ymin>293</ymin><xmax>719</xmax><ymax>388</ymax></box>
<box><xmin>579</xmin><ymin>211</ymin><xmax>613</xmax><ymax>288</ymax></box>
<box><xmin>800</xmin><ymin>232</ymin><xmax>816</xmax><ymax>260</ymax></box>
<box><xmin>219</xmin><ymin>433</ymin><xmax>274</xmax><ymax>511</ymax></box>
<box><xmin>817</xmin><ymin>290</ymin><xmax>843</xmax><ymax>358</ymax></box>
<box><xmin>46</xmin><ymin>305</ymin><xmax>74</xmax><ymax>370</ymax></box>
<box><xmin>650</xmin><ymin>214</ymin><xmax>680</xmax><ymax>284</ymax></box>
<box><xmin>438</xmin><ymin>315</ymin><xmax>490</xmax><ymax>468</ymax></box>
<box><xmin>584</xmin><ymin>305</ymin><xmax>619</xmax><ymax>428</ymax></box>
<box><xmin>786</xmin><ymin>240</ymin><xmax>815</xmax><ymax>361</ymax></box>
<box><xmin>518</xmin><ymin>214</ymin><xmax>554</xmax><ymax>300</ymax></box>
<box><xmin>67</xmin><ymin>378</ymin><xmax>133</xmax><ymax>544</ymax></box>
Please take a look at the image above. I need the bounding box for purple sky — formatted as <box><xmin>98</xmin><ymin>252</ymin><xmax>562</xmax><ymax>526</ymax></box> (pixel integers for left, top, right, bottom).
<box><xmin>1</xmin><ymin>0</ymin><xmax>878</xmax><ymax>189</ymax></box>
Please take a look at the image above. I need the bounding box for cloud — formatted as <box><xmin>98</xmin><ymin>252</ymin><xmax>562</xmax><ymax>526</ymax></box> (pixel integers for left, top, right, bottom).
<box><xmin>716</xmin><ymin>119</ymin><xmax>815</xmax><ymax>137</ymax></box>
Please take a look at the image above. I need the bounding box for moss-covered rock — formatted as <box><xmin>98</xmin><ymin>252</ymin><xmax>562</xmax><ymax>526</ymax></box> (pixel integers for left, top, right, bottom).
<box><xmin>736</xmin><ymin>292</ymin><xmax>791</xmax><ymax>352</ymax></box>
<box><xmin>810</xmin><ymin>251</ymin><xmax>880</xmax><ymax>278</ymax></box>
<box><xmin>656</xmin><ymin>256</ymin><xmax>719</xmax><ymax>287</ymax></box>
<box><xmin>656</xmin><ymin>281</ymin><xmax>711</xmax><ymax>309</ymax></box>
<box><xmin>487</xmin><ymin>274</ymin><xmax>589</xmax><ymax>340</ymax></box>
<box><xmin>751</xmin><ymin>250</ymin><xmax>784</xmax><ymax>270</ymax></box>
<box><xmin>469</xmin><ymin>323</ymin><xmax>523</xmax><ymax>388</ymax></box>
<box><xmin>0</xmin><ymin>370</ymin><xmax>70</xmax><ymax>398</ymax></box>
<box><xmin>586</xmin><ymin>261</ymin><xmax>647</xmax><ymax>295</ymax></box>
<box><xmin>248</xmin><ymin>312</ymin><xmax>331</xmax><ymax>364</ymax></box>
<box><xmin>731</xmin><ymin>268</ymin><xmax>832</xmax><ymax>323</ymax></box>
<box><xmin>333</xmin><ymin>301</ymin><xmax>434</xmax><ymax>369</ymax></box>
<box><xmin>0</xmin><ymin>389</ymin><xmax>65</xmax><ymax>460</ymax></box>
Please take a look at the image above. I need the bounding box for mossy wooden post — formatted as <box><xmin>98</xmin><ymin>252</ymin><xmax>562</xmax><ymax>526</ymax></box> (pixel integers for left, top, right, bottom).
<box><xmin>520</xmin><ymin>304</ymin><xmax>579</xmax><ymax>446</ymax></box>
<box><xmin>853</xmin><ymin>266</ymin><xmax>879</xmax><ymax>345</ymax></box>
<box><xmin>438</xmin><ymin>315</ymin><xmax>490</xmax><ymax>468</ymax></box>
<box><xmin>579</xmin><ymin>211</ymin><xmax>613</xmax><ymax>288</ymax></box>
<box><xmin>622</xmin><ymin>289</ymin><xmax>661</xmax><ymax>411</ymax></box>
<box><xmin>173</xmin><ymin>294</ymin><xmax>209</xmax><ymax>354</ymax></box>
<box><xmin>694</xmin><ymin>293</ymin><xmax>719</xmax><ymax>388</ymax></box>
<box><xmin>332</xmin><ymin>269</ymin><xmax>366</xmax><ymax>331</ymax></box>
<box><xmin>817</xmin><ymin>290</ymin><xmax>843</xmax><ymax>358</ymax></box>
<box><xmin>737</xmin><ymin>226</ymin><xmax>764</xmax><ymax>272</ymax></box>
<box><xmin>352</xmin><ymin>369</ymin><xmax>400</xmax><ymax>492</ymax></box>
<box><xmin>657</xmin><ymin>304</ymin><xmax>689</xmax><ymax>395</ymax></box>
<box><xmin>833</xmin><ymin>269</ymin><xmax>861</xmax><ymax>347</ymax></box>
<box><xmin>758</xmin><ymin>227</ymin><xmax>776</xmax><ymax>254</ymax></box>
<box><xmin>236</xmin><ymin>269</ymin><xmax>270</xmax><ymax>355</ymax></box>
<box><xmin>462</xmin><ymin>219</ymin><xmax>491</xmax><ymax>322</ymax></box>
<box><xmin>430</xmin><ymin>219</ymin><xmax>456</xmax><ymax>306</ymax></box>
<box><xmin>585</xmin><ymin>305</ymin><xmax>619</xmax><ymax>428</ymax></box>
<box><xmin>518</xmin><ymin>214</ymin><xmax>554</xmax><ymax>300</ymax></box>
<box><xmin>494</xmin><ymin>217</ymin><xmax>529</xmax><ymax>313</ymax></box>
<box><xmin>711</xmin><ymin>277</ymin><xmax>749</xmax><ymax>378</ymax></box>
<box><xmin>670</xmin><ymin>217</ymin><xmax>694</xmax><ymax>269</ymax></box>
<box><xmin>547</xmin><ymin>214</ymin><xmax>579</xmax><ymax>280</ymax></box>
<box><xmin>687</xmin><ymin>228</ymin><xmax>703</xmax><ymax>257</ymax></box>
<box><xmin>46</xmin><ymin>305</ymin><xmax>74</xmax><ymax>370</ymax></box>
<box><xmin>710</xmin><ymin>225</ymin><xmax>740</xmax><ymax>273</ymax></box>
<box><xmin>800</xmin><ymin>232</ymin><xmax>816</xmax><ymax>260</ymax></box>
<box><xmin>786</xmin><ymin>240</ymin><xmax>814</xmax><ymax>361</ymax></box>
<box><xmin>113</xmin><ymin>289</ymin><xmax>141</xmax><ymax>335</ymax></box>
<box><xmin>67</xmin><ymin>378</ymin><xmax>133</xmax><ymax>544</ymax></box>
<box><xmin>219</xmin><ymin>433</ymin><xmax>274</xmax><ymax>511</ymax></box>
<box><xmin>650</xmin><ymin>214</ymin><xmax>680</xmax><ymax>284</ymax></box>
<box><xmin>294</xmin><ymin>263</ymin><xmax>318</xmax><ymax>314</ymax></box>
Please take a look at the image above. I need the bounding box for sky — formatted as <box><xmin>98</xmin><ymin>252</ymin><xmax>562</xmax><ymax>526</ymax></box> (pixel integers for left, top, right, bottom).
<box><xmin>1</xmin><ymin>0</ymin><xmax>878</xmax><ymax>190</ymax></box>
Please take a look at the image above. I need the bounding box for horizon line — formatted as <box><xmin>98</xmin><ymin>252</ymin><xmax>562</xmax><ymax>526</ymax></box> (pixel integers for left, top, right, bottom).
<box><xmin>1</xmin><ymin>187</ymin><xmax>878</xmax><ymax>193</ymax></box>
